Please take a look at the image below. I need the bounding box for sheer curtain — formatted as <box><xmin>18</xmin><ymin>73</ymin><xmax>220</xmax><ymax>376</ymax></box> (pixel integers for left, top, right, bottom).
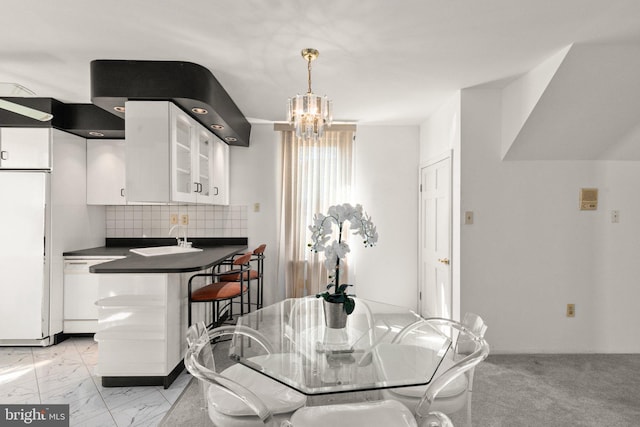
<box><xmin>276</xmin><ymin>125</ymin><xmax>356</xmax><ymax>298</ymax></box>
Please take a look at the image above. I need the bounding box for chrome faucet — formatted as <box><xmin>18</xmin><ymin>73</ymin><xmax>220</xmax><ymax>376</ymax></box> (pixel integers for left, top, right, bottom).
<box><xmin>168</xmin><ymin>224</ymin><xmax>190</xmax><ymax>247</ymax></box>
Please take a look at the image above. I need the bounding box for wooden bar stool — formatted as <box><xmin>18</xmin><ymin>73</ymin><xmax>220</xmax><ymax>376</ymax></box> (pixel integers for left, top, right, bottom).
<box><xmin>188</xmin><ymin>252</ymin><xmax>252</xmax><ymax>328</ymax></box>
<box><xmin>219</xmin><ymin>244</ymin><xmax>266</xmax><ymax>309</ymax></box>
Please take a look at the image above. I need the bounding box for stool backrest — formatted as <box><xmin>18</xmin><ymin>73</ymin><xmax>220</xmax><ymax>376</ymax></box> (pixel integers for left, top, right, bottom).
<box><xmin>233</xmin><ymin>252</ymin><xmax>252</xmax><ymax>266</ymax></box>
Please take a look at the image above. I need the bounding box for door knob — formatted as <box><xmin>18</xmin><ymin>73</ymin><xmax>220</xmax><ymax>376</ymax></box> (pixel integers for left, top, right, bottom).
<box><xmin>438</xmin><ymin>258</ymin><xmax>450</xmax><ymax>265</ymax></box>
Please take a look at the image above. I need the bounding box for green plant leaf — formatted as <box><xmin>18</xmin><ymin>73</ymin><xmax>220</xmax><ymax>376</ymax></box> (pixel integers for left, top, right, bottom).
<box><xmin>343</xmin><ymin>297</ymin><xmax>355</xmax><ymax>315</ymax></box>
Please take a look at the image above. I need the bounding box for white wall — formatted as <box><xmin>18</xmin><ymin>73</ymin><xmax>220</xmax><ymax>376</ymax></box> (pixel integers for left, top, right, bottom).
<box><xmin>231</xmin><ymin>124</ymin><xmax>421</xmax><ymax>309</ymax></box>
<box><xmin>229</xmin><ymin>124</ymin><xmax>282</xmax><ymax>305</ymax></box>
<box><xmin>420</xmin><ymin>94</ymin><xmax>462</xmax><ymax>320</ymax></box>
<box><xmin>351</xmin><ymin>125</ymin><xmax>420</xmax><ymax>308</ymax></box>
<box><xmin>593</xmin><ymin>162</ymin><xmax>640</xmax><ymax>352</ymax></box>
<box><xmin>51</xmin><ymin>130</ymin><xmax>105</xmax><ymax>334</ymax></box>
<box><xmin>456</xmin><ymin>89</ymin><xmax>640</xmax><ymax>353</ymax></box>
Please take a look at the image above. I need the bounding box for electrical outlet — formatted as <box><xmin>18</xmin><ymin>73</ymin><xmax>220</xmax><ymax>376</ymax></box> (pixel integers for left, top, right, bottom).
<box><xmin>181</xmin><ymin>214</ymin><xmax>189</xmax><ymax>225</ymax></box>
<box><xmin>170</xmin><ymin>214</ymin><xmax>178</xmax><ymax>225</ymax></box>
<box><xmin>464</xmin><ymin>211</ymin><xmax>474</xmax><ymax>225</ymax></box>
<box><xmin>566</xmin><ymin>303</ymin><xmax>575</xmax><ymax>317</ymax></box>
<box><xmin>254</xmin><ymin>202</ymin><xmax>260</xmax><ymax>213</ymax></box>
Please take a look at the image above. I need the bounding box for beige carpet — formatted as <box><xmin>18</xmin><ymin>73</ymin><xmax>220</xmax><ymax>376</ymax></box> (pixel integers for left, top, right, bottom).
<box><xmin>161</xmin><ymin>354</ymin><xmax>640</xmax><ymax>426</ymax></box>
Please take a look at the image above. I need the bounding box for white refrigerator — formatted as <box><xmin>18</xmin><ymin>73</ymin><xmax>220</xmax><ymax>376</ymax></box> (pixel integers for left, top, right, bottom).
<box><xmin>0</xmin><ymin>171</ymin><xmax>52</xmax><ymax>344</ymax></box>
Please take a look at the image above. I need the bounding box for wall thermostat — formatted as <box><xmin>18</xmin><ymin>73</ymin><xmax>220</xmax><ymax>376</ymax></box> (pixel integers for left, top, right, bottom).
<box><xmin>579</xmin><ymin>188</ymin><xmax>598</xmax><ymax>210</ymax></box>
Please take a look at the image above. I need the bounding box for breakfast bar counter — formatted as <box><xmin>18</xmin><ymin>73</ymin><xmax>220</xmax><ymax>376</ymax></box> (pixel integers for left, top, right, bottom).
<box><xmin>67</xmin><ymin>237</ymin><xmax>248</xmax><ymax>388</ymax></box>
<box><xmin>89</xmin><ymin>245</ymin><xmax>247</xmax><ymax>273</ymax></box>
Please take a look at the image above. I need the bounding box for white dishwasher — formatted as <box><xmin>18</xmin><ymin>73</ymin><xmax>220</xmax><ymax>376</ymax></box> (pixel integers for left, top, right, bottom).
<box><xmin>63</xmin><ymin>257</ymin><xmax>122</xmax><ymax>334</ymax></box>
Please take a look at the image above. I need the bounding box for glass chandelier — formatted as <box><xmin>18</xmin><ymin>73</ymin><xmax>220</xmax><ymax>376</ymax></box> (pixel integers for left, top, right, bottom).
<box><xmin>287</xmin><ymin>48</ymin><xmax>332</xmax><ymax>141</ymax></box>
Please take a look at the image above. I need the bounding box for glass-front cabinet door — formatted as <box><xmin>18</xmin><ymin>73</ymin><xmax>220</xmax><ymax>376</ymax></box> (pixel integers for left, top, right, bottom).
<box><xmin>195</xmin><ymin>129</ymin><xmax>215</xmax><ymax>204</ymax></box>
<box><xmin>171</xmin><ymin>108</ymin><xmax>196</xmax><ymax>203</ymax></box>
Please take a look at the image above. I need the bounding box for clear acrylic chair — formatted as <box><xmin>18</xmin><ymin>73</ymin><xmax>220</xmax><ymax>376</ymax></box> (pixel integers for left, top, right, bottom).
<box><xmin>184</xmin><ymin>322</ymin><xmax>306</xmax><ymax>427</ymax></box>
<box><xmin>382</xmin><ymin>313</ymin><xmax>489</xmax><ymax>427</ymax></box>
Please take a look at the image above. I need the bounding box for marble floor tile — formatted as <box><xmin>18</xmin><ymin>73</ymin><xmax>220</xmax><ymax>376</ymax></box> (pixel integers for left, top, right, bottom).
<box><xmin>0</xmin><ymin>364</ymin><xmax>37</xmax><ymax>387</ymax></box>
<box><xmin>36</xmin><ymin>361</ymin><xmax>93</xmax><ymax>396</ymax></box>
<box><xmin>71</xmin><ymin>410</ymin><xmax>118</xmax><ymax>427</ymax></box>
<box><xmin>0</xmin><ymin>347</ymin><xmax>34</xmax><ymax>369</ymax></box>
<box><xmin>0</xmin><ymin>377</ymin><xmax>40</xmax><ymax>404</ymax></box>
<box><xmin>33</xmin><ymin>341</ymin><xmax>82</xmax><ymax>364</ymax></box>
<box><xmin>99</xmin><ymin>385</ymin><xmax>160</xmax><ymax>411</ymax></box>
<box><xmin>156</xmin><ymin>371</ymin><xmax>192</xmax><ymax>405</ymax></box>
<box><xmin>40</xmin><ymin>375</ymin><xmax>101</xmax><ymax>404</ymax></box>
<box><xmin>109</xmin><ymin>390</ymin><xmax>172</xmax><ymax>427</ymax></box>
<box><xmin>66</xmin><ymin>390</ymin><xmax>112</xmax><ymax>425</ymax></box>
<box><xmin>0</xmin><ymin>337</ymin><xmax>189</xmax><ymax>427</ymax></box>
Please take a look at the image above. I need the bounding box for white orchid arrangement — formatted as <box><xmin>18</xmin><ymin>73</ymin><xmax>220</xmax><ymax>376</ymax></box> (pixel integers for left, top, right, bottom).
<box><xmin>309</xmin><ymin>203</ymin><xmax>378</xmax><ymax>314</ymax></box>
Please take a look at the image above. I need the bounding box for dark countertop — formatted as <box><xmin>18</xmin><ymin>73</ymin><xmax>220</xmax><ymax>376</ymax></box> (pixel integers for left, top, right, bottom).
<box><xmin>64</xmin><ymin>237</ymin><xmax>248</xmax><ymax>274</ymax></box>
<box><xmin>90</xmin><ymin>245</ymin><xmax>247</xmax><ymax>273</ymax></box>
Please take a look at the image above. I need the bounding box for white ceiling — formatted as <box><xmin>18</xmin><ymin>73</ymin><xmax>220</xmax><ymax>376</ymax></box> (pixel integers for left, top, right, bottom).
<box><xmin>2</xmin><ymin>0</ymin><xmax>640</xmax><ymax>125</ymax></box>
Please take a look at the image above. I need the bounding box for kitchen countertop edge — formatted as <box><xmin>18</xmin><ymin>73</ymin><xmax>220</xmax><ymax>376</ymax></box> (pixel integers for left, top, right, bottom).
<box><xmin>64</xmin><ymin>237</ymin><xmax>248</xmax><ymax>274</ymax></box>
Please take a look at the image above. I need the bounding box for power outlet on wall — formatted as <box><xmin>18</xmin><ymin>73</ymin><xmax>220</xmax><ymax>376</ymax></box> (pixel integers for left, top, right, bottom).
<box><xmin>181</xmin><ymin>214</ymin><xmax>189</xmax><ymax>225</ymax></box>
<box><xmin>566</xmin><ymin>303</ymin><xmax>575</xmax><ymax>317</ymax></box>
<box><xmin>170</xmin><ymin>214</ymin><xmax>178</xmax><ymax>225</ymax></box>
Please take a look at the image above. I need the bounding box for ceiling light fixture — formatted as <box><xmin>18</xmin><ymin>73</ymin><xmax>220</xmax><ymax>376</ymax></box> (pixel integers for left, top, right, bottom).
<box><xmin>88</xmin><ymin>131</ymin><xmax>104</xmax><ymax>137</ymax></box>
<box><xmin>224</xmin><ymin>136</ymin><xmax>237</xmax><ymax>142</ymax></box>
<box><xmin>287</xmin><ymin>48</ymin><xmax>332</xmax><ymax>141</ymax></box>
<box><xmin>0</xmin><ymin>83</ymin><xmax>53</xmax><ymax>121</ymax></box>
<box><xmin>192</xmin><ymin>107</ymin><xmax>208</xmax><ymax>115</ymax></box>
<box><xmin>114</xmin><ymin>106</ymin><xmax>126</xmax><ymax>113</ymax></box>
<box><xmin>210</xmin><ymin>124</ymin><xmax>224</xmax><ymax>130</ymax></box>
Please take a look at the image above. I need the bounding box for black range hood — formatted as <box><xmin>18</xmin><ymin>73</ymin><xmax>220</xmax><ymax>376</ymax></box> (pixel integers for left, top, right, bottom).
<box><xmin>0</xmin><ymin>97</ymin><xmax>125</xmax><ymax>139</ymax></box>
<box><xmin>90</xmin><ymin>60</ymin><xmax>251</xmax><ymax>147</ymax></box>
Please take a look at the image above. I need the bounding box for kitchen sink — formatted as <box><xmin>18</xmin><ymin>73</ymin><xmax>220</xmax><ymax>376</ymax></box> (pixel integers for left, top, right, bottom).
<box><xmin>129</xmin><ymin>246</ymin><xmax>203</xmax><ymax>257</ymax></box>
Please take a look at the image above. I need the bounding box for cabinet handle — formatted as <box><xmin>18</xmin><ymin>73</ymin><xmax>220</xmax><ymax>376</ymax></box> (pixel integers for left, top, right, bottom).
<box><xmin>214</xmin><ymin>186</ymin><xmax>219</xmax><ymax>196</ymax></box>
<box><xmin>120</xmin><ymin>188</ymin><xmax>125</xmax><ymax>197</ymax></box>
<box><xmin>0</xmin><ymin>151</ymin><xmax>8</xmax><ymax>160</ymax></box>
<box><xmin>194</xmin><ymin>182</ymin><xmax>200</xmax><ymax>193</ymax></box>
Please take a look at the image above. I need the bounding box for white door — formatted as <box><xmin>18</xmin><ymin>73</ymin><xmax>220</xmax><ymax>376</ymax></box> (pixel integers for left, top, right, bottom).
<box><xmin>419</xmin><ymin>154</ymin><xmax>452</xmax><ymax>318</ymax></box>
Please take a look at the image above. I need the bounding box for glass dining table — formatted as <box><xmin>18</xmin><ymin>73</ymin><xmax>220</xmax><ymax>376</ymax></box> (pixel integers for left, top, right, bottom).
<box><xmin>227</xmin><ymin>297</ymin><xmax>452</xmax><ymax>403</ymax></box>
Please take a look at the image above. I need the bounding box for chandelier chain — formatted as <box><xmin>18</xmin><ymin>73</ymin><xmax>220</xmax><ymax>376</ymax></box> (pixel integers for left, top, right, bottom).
<box><xmin>307</xmin><ymin>56</ymin><xmax>313</xmax><ymax>94</ymax></box>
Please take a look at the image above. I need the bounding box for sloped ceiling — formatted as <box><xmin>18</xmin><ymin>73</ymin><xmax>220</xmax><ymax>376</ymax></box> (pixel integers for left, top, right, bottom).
<box><xmin>502</xmin><ymin>43</ymin><xmax>640</xmax><ymax>160</ymax></box>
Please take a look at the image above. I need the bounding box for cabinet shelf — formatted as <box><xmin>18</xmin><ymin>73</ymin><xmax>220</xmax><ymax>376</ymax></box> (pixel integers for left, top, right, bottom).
<box><xmin>95</xmin><ymin>295</ymin><xmax>164</xmax><ymax>308</ymax></box>
<box><xmin>175</xmin><ymin>141</ymin><xmax>191</xmax><ymax>151</ymax></box>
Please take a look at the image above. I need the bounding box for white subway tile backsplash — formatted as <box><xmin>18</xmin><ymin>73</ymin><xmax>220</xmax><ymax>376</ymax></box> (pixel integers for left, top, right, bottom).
<box><xmin>105</xmin><ymin>205</ymin><xmax>247</xmax><ymax>238</ymax></box>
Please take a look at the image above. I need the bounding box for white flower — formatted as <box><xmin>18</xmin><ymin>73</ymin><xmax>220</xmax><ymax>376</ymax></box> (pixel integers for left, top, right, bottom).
<box><xmin>309</xmin><ymin>203</ymin><xmax>378</xmax><ymax>290</ymax></box>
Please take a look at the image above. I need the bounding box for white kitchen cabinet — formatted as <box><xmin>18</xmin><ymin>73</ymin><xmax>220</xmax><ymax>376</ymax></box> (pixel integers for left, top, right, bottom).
<box><xmin>126</xmin><ymin>101</ymin><xmax>229</xmax><ymax>205</ymax></box>
<box><xmin>0</xmin><ymin>127</ymin><xmax>51</xmax><ymax>169</ymax></box>
<box><xmin>211</xmin><ymin>136</ymin><xmax>229</xmax><ymax>205</ymax></box>
<box><xmin>86</xmin><ymin>139</ymin><xmax>126</xmax><ymax>205</ymax></box>
<box><xmin>94</xmin><ymin>273</ymin><xmax>184</xmax><ymax>386</ymax></box>
<box><xmin>193</xmin><ymin>125</ymin><xmax>229</xmax><ymax>205</ymax></box>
